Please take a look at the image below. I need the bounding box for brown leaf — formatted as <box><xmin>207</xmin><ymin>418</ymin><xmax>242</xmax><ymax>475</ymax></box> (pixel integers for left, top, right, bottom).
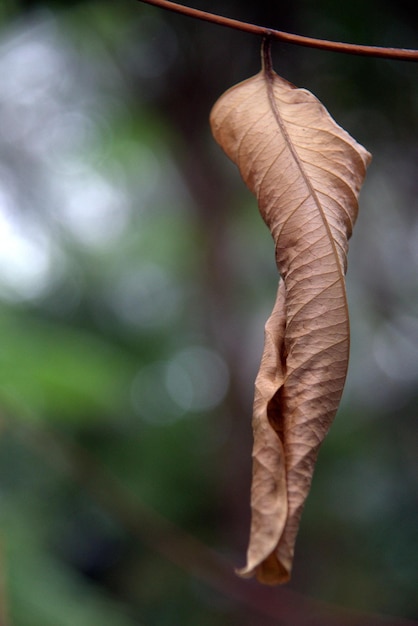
<box><xmin>210</xmin><ymin>46</ymin><xmax>371</xmax><ymax>584</ymax></box>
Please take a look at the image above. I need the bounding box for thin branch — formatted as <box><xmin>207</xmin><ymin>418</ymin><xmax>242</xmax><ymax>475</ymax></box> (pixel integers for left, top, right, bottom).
<box><xmin>137</xmin><ymin>0</ymin><xmax>418</xmax><ymax>61</ymax></box>
<box><xmin>9</xmin><ymin>419</ymin><xmax>418</xmax><ymax>626</ymax></box>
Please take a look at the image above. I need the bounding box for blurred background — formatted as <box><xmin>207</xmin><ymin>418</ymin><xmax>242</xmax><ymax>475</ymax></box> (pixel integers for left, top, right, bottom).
<box><xmin>0</xmin><ymin>1</ymin><xmax>417</xmax><ymax>624</ymax></box>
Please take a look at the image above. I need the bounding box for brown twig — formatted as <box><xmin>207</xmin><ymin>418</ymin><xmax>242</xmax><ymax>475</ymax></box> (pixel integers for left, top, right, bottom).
<box><xmin>137</xmin><ymin>0</ymin><xmax>418</xmax><ymax>61</ymax></box>
<box><xmin>7</xmin><ymin>420</ymin><xmax>417</xmax><ymax>626</ymax></box>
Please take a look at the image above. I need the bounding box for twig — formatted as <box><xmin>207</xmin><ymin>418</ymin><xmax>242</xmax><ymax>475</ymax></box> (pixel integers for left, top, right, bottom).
<box><xmin>8</xmin><ymin>420</ymin><xmax>418</xmax><ymax>626</ymax></box>
<box><xmin>137</xmin><ymin>0</ymin><xmax>418</xmax><ymax>61</ymax></box>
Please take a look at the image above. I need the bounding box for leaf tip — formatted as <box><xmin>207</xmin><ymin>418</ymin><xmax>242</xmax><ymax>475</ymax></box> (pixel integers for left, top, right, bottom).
<box><xmin>236</xmin><ymin>551</ymin><xmax>291</xmax><ymax>585</ymax></box>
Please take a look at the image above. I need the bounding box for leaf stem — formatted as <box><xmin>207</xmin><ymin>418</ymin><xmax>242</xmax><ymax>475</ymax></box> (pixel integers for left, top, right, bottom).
<box><xmin>137</xmin><ymin>0</ymin><xmax>418</xmax><ymax>61</ymax></box>
<box><xmin>261</xmin><ymin>35</ymin><xmax>274</xmax><ymax>75</ymax></box>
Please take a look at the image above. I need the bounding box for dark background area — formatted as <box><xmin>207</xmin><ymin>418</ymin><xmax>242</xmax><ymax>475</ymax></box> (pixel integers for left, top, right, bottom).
<box><xmin>0</xmin><ymin>1</ymin><xmax>417</xmax><ymax>624</ymax></box>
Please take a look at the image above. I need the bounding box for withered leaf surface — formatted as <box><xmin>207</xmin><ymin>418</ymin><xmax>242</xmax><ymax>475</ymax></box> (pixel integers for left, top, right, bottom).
<box><xmin>210</xmin><ymin>51</ymin><xmax>371</xmax><ymax>584</ymax></box>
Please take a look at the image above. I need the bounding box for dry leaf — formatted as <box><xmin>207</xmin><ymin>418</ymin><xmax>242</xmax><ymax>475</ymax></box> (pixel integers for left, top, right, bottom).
<box><xmin>210</xmin><ymin>44</ymin><xmax>371</xmax><ymax>584</ymax></box>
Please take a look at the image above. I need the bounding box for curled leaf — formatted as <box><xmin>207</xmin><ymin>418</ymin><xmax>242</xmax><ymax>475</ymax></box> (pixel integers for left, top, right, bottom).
<box><xmin>210</xmin><ymin>45</ymin><xmax>371</xmax><ymax>584</ymax></box>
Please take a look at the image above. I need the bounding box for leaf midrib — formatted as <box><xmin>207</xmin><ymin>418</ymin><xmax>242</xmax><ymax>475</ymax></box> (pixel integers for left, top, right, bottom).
<box><xmin>262</xmin><ymin>67</ymin><xmax>349</xmax><ymax>319</ymax></box>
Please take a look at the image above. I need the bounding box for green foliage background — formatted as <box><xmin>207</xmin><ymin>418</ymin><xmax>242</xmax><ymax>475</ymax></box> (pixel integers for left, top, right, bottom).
<box><xmin>0</xmin><ymin>1</ymin><xmax>417</xmax><ymax>624</ymax></box>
